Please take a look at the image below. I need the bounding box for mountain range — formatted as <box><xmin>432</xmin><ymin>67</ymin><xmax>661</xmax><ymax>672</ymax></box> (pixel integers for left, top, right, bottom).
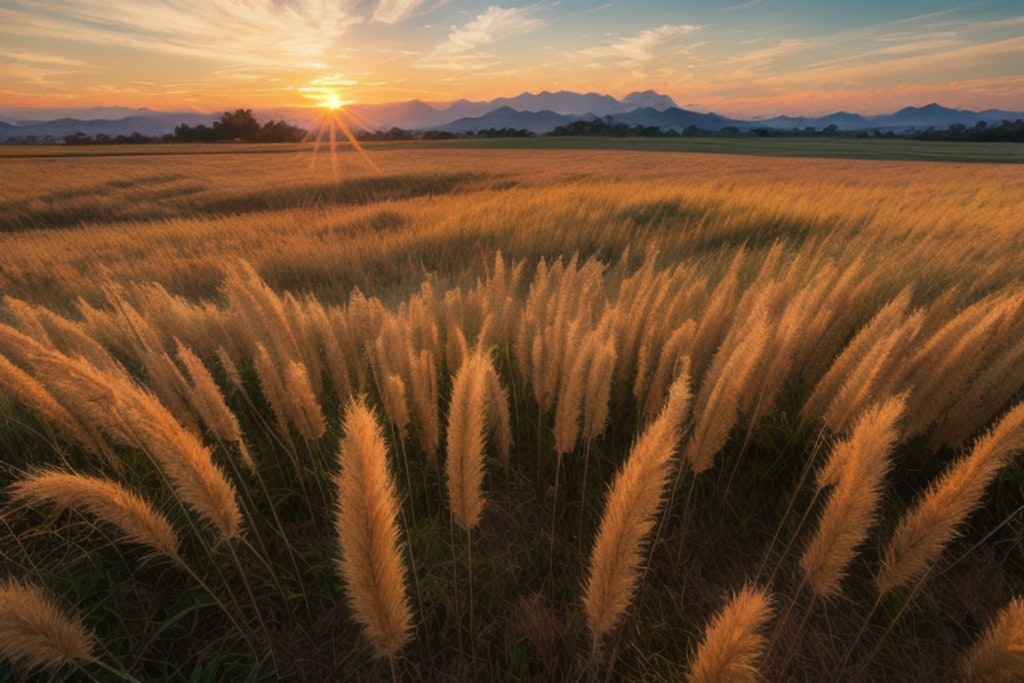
<box><xmin>2</xmin><ymin>91</ymin><xmax>1022</xmax><ymax>141</ymax></box>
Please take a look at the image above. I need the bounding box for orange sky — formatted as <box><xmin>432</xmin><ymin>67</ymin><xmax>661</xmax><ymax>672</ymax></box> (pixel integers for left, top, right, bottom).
<box><xmin>2</xmin><ymin>1</ymin><xmax>1022</xmax><ymax>117</ymax></box>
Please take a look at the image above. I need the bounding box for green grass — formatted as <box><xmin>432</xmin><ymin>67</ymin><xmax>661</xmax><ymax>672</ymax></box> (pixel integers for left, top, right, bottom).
<box><xmin>2</xmin><ymin>135</ymin><xmax>1021</xmax><ymax>164</ymax></box>
<box><xmin>376</xmin><ymin>136</ymin><xmax>1024</xmax><ymax>163</ymax></box>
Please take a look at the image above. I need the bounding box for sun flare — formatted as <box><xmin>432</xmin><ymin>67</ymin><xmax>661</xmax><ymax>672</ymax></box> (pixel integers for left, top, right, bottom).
<box><xmin>323</xmin><ymin>93</ymin><xmax>344</xmax><ymax>111</ymax></box>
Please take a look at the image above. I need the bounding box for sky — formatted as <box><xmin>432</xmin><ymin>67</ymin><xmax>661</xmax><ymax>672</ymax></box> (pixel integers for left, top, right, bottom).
<box><xmin>1</xmin><ymin>0</ymin><xmax>1022</xmax><ymax>117</ymax></box>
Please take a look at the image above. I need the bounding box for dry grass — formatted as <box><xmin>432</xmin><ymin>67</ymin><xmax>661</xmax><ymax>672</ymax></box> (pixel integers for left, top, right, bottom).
<box><xmin>1</xmin><ymin>145</ymin><xmax>1024</xmax><ymax>680</ymax></box>
<box><xmin>334</xmin><ymin>399</ymin><xmax>414</xmax><ymax>658</ymax></box>
<box><xmin>686</xmin><ymin>585</ymin><xmax>773</xmax><ymax>683</ymax></box>
<box><xmin>582</xmin><ymin>374</ymin><xmax>691</xmax><ymax>649</ymax></box>
<box><xmin>0</xmin><ymin>579</ymin><xmax>95</xmax><ymax>673</ymax></box>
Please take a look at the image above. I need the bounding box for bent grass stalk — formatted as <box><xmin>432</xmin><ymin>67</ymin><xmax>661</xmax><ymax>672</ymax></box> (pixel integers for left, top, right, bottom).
<box><xmin>582</xmin><ymin>374</ymin><xmax>690</xmax><ymax>658</ymax></box>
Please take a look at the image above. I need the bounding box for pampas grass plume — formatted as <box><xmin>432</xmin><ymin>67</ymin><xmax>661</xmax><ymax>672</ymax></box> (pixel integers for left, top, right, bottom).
<box><xmin>10</xmin><ymin>469</ymin><xmax>180</xmax><ymax>559</ymax></box>
<box><xmin>582</xmin><ymin>373</ymin><xmax>691</xmax><ymax>647</ymax></box>
<box><xmin>334</xmin><ymin>398</ymin><xmax>414</xmax><ymax>658</ymax></box>
<box><xmin>800</xmin><ymin>396</ymin><xmax>904</xmax><ymax>598</ymax></box>
<box><xmin>446</xmin><ymin>352</ymin><xmax>489</xmax><ymax>532</ymax></box>
<box><xmin>877</xmin><ymin>400</ymin><xmax>1024</xmax><ymax>594</ymax></box>
<box><xmin>0</xmin><ymin>579</ymin><xmax>95</xmax><ymax>673</ymax></box>
<box><xmin>962</xmin><ymin>596</ymin><xmax>1024</xmax><ymax>682</ymax></box>
<box><xmin>686</xmin><ymin>585</ymin><xmax>773</xmax><ymax>683</ymax></box>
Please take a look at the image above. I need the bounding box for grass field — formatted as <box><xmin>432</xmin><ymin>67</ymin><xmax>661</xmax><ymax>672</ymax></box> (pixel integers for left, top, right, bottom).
<box><xmin>2</xmin><ymin>140</ymin><xmax>1024</xmax><ymax>681</ymax></box>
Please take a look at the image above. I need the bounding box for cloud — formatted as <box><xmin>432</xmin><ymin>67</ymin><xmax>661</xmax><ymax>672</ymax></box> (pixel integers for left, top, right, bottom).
<box><xmin>575</xmin><ymin>24</ymin><xmax>701</xmax><ymax>67</ymax></box>
<box><xmin>417</xmin><ymin>6</ymin><xmax>542</xmax><ymax>70</ymax></box>
<box><xmin>372</xmin><ymin>0</ymin><xmax>431</xmax><ymax>24</ymax></box>
<box><xmin>723</xmin><ymin>0</ymin><xmax>768</xmax><ymax>10</ymax></box>
<box><xmin>0</xmin><ymin>0</ymin><xmax>363</xmax><ymax>69</ymax></box>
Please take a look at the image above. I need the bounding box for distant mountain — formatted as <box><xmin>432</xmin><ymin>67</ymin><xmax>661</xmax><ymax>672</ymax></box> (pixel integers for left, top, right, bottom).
<box><xmin>615</xmin><ymin>107</ymin><xmax>737</xmax><ymax>130</ymax></box>
<box><xmin>489</xmin><ymin>91</ymin><xmax>623</xmax><ymax>117</ymax></box>
<box><xmin>621</xmin><ymin>90</ymin><xmax>679</xmax><ymax>111</ymax></box>
<box><xmin>344</xmin><ymin>100</ymin><xmax>456</xmax><ymax>131</ymax></box>
<box><xmin>0</xmin><ymin>111</ymin><xmax>216</xmax><ymax>141</ymax></box>
<box><xmin>3</xmin><ymin>92</ymin><xmax>1022</xmax><ymax>142</ymax></box>
<box><xmin>867</xmin><ymin>103</ymin><xmax>1001</xmax><ymax>130</ymax></box>
<box><xmin>437</xmin><ymin>107</ymin><xmax>593</xmax><ymax>134</ymax></box>
<box><xmin>753</xmin><ymin>104</ymin><xmax>1023</xmax><ymax>132</ymax></box>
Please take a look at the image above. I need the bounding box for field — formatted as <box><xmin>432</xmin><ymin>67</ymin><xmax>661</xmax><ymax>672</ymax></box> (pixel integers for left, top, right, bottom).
<box><xmin>2</xmin><ymin>140</ymin><xmax>1024</xmax><ymax>681</ymax></box>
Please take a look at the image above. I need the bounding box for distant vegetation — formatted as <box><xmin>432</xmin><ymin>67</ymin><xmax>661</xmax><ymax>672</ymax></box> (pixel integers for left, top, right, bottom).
<box><xmin>359</xmin><ymin>116</ymin><xmax>1024</xmax><ymax>142</ymax></box>
<box><xmin>7</xmin><ymin>107</ymin><xmax>1021</xmax><ymax>146</ymax></box>
<box><xmin>54</xmin><ymin>109</ymin><xmax>306</xmax><ymax>145</ymax></box>
<box><xmin>2</xmin><ymin>147</ymin><xmax>1024</xmax><ymax>681</ymax></box>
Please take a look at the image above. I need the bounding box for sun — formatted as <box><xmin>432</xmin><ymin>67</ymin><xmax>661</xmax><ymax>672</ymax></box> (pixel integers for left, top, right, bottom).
<box><xmin>323</xmin><ymin>92</ymin><xmax>344</xmax><ymax>111</ymax></box>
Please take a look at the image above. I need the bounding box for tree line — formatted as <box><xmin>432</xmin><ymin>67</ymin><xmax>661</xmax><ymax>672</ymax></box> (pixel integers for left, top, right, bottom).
<box><xmin>50</xmin><ymin>109</ymin><xmax>306</xmax><ymax>146</ymax></box>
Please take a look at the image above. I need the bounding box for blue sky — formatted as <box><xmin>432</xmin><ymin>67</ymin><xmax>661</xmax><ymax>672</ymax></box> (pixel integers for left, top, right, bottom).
<box><xmin>1</xmin><ymin>0</ymin><xmax>1021</xmax><ymax>115</ymax></box>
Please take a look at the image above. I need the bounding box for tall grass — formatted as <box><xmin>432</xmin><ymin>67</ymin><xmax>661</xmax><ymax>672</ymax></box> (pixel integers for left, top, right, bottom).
<box><xmin>1</xmin><ymin>146</ymin><xmax>1024</xmax><ymax>679</ymax></box>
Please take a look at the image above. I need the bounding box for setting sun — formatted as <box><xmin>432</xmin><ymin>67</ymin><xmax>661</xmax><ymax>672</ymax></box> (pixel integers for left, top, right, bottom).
<box><xmin>323</xmin><ymin>93</ymin><xmax>344</xmax><ymax>111</ymax></box>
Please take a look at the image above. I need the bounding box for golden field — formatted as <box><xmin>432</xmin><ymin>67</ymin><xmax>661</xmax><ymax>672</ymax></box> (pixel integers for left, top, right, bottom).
<box><xmin>1</xmin><ymin>141</ymin><xmax>1024</xmax><ymax>681</ymax></box>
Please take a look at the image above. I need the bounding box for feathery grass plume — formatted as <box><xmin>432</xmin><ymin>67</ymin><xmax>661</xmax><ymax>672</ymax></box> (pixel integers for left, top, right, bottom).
<box><xmin>223</xmin><ymin>261</ymin><xmax>301</xmax><ymax>374</ymax></box>
<box><xmin>689</xmin><ymin>249</ymin><xmax>744</xmax><ymax>382</ymax></box>
<box><xmin>5</xmin><ymin>296</ymin><xmax>119</xmax><ymax>373</ymax></box>
<box><xmin>0</xmin><ymin>352</ymin><xmax>104</xmax><ymax>455</ymax></box>
<box><xmin>903</xmin><ymin>293</ymin><xmax>1024</xmax><ymax>443</ymax></box>
<box><xmin>876</xmin><ymin>400</ymin><xmax>1024</xmax><ymax>594</ymax></box>
<box><xmin>582</xmin><ymin>374</ymin><xmax>691</xmax><ymax>648</ymax></box>
<box><xmin>801</xmin><ymin>288</ymin><xmax>913</xmax><ymax>425</ymax></box>
<box><xmin>104</xmin><ymin>294</ymin><xmax>196</xmax><ymax>429</ymax></box>
<box><xmin>800</xmin><ymin>396</ymin><xmax>905</xmax><ymax>598</ymax></box>
<box><xmin>175</xmin><ymin>342</ymin><xmax>255</xmax><ymax>472</ymax></box>
<box><xmin>0</xmin><ymin>579</ymin><xmax>95</xmax><ymax>673</ymax></box>
<box><xmin>685</xmin><ymin>585</ymin><xmax>774</xmax><ymax>683</ymax></box>
<box><xmin>446</xmin><ymin>352</ymin><xmax>489</xmax><ymax>532</ymax></box>
<box><xmin>407</xmin><ymin>281</ymin><xmax>442</xmax><ymax>366</ymax></box>
<box><xmin>961</xmin><ymin>596</ymin><xmax>1024</xmax><ymax>683</ymax></box>
<box><xmin>630</xmin><ymin>256</ymin><xmax>675</xmax><ymax>404</ymax></box>
<box><xmin>283</xmin><ymin>359</ymin><xmax>326</xmax><ymax>442</ymax></box>
<box><xmin>283</xmin><ymin>292</ymin><xmax>324</xmax><ymax>396</ymax></box>
<box><xmin>684</xmin><ymin>298</ymin><xmax>771</xmax><ymax>474</ymax></box>
<box><xmin>583</xmin><ymin>336</ymin><xmax>618</xmax><ymax>445</ymax></box>
<box><xmin>380</xmin><ymin>373</ymin><xmax>411</xmax><ymax>441</ymax></box>
<box><xmin>216</xmin><ymin>346</ymin><xmax>246</xmax><ymax>393</ymax></box>
<box><xmin>113</xmin><ymin>375</ymin><xmax>244</xmax><ymax>541</ymax></box>
<box><xmin>643</xmin><ymin>321</ymin><xmax>695</xmax><ymax>420</ymax></box>
<box><xmin>27</xmin><ymin>349</ymin><xmax>244</xmax><ymax>541</ymax></box>
<box><xmin>3</xmin><ymin>296</ymin><xmax>52</xmax><ymax>345</ymax></box>
<box><xmin>751</xmin><ymin>271</ymin><xmax>834</xmax><ymax>426</ymax></box>
<box><xmin>407</xmin><ymin>348</ymin><xmax>440</xmax><ymax>465</ymax></box>
<box><xmin>10</xmin><ymin>469</ymin><xmax>180</xmax><ymax>558</ymax></box>
<box><xmin>334</xmin><ymin>399</ymin><xmax>414</xmax><ymax>658</ymax></box>
<box><xmin>445</xmin><ymin>311</ymin><xmax>470</xmax><ymax>375</ymax></box>
<box><xmin>611</xmin><ymin>251</ymin><xmax>662</xmax><ymax>393</ymax></box>
<box><xmin>252</xmin><ymin>342</ymin><xmax>290</xmax><ymax>434</ymax></box>
<box><xmin>482</xmin><ymin>358</ymin><xmax>512</xmax><ymax>467</ymax></box>
<box><xmin>821</xmin><ymin>311</ymin><xmax>923</xmax><ymax>434</ymax></box>
<box><xmin>931</xmin><ymin>336</ymin><xmax>1024</xmax><ymax>450</ymax></box>
<box><xmin>307</xmin><ymin>299</ymin><xmax>352</xmax><ymax>406</ymax></box>
<box><xmin>553</xmin><ymin>321</ymin><xmax>590</xmax><ymax>456</ymax></box>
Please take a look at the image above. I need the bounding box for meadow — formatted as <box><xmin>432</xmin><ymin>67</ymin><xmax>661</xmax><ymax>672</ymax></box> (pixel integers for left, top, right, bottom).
<box><xmin>1</xmin><ymin>140</ymin><xmax>1024</xmax><ymax>681</ymax></box>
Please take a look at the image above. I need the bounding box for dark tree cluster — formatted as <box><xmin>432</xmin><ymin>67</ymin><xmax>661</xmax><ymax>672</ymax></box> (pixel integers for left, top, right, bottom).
<box><xmin>50</xmin><ymin>109</ymin><xmax>306</xmax><ymax>145</ymax></box>
<box><xmin>916</xmin><ymin>120</ymin><xmax>1024</xmax><ymax>142</ymax></box>
<box><xmin>550</xmin><ymin>119</ymin><xmax>675</xmax><ymax>137</ymax></box>
<box><xmin>174</xmin><ymin>109</ymin><xmax>305</xmax><ymax>143</ymax></box>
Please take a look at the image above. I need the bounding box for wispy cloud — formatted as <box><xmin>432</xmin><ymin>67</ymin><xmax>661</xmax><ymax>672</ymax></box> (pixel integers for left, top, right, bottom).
<box><xmin>417</xmin><ymin>5</ymin><xmax>542</xmax><ymax>70</ymax></box>
<box><xmin>575</xmin><ymin>23</ymin><xmax>701</xmax><ymax>67</ymax></box>
<box><xmin>723</xmin><ymin>0</ymin><xmax>768</xmax><ymax>11</ymax></box>
<box><xmin>372</xmin><ymin>0</ymin><xmax>432</xmax><ymax>25</ymax></box>
<box><xmin>0</xmin><ymin>0</ymin><xmax>362</xmax><ymax>69</ymax></box>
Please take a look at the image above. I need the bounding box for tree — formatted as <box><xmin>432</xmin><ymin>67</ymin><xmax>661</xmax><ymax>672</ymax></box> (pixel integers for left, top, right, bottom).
<box><xmin>212</xmin><ymin>109</ymin><xmax>261</xmax><ymax>141</ymax></box>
